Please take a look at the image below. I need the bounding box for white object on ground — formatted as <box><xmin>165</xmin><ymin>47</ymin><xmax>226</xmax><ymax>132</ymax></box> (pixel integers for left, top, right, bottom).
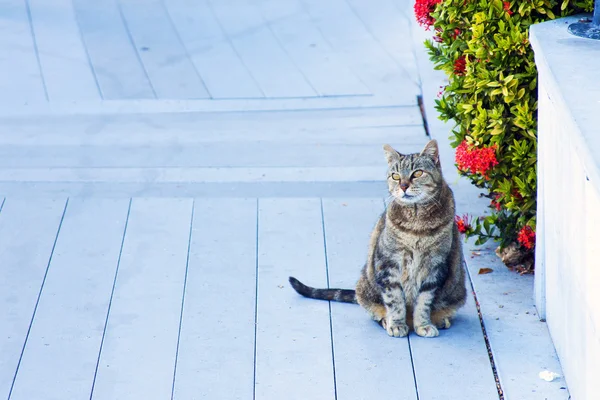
<box><xmin>539</xmin><ymin>370</ymin><xmax>561</xmax><ymax>382</ymax></box>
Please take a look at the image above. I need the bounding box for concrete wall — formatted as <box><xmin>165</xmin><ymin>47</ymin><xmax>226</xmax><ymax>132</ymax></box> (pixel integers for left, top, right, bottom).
<box><xmin>531</xmin><ymin>16</ymin><xmax>600</xmax><ymax>400</ymax></box>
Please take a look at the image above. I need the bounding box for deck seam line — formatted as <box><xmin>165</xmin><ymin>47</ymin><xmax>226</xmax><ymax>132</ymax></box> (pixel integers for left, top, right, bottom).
<box><xmin>205</xmin><ymin>0</ymin><xmax>267</xmax><ymax>98</ymax></box>
<box><xmin>88</xmin><ymin>198</ymin><xmax>132</xmax><ymax>400</ymax></box>
<box><xmin>320</xmin><ymin>198</ymin><xmax>338</xmax><ymax>400</ymax></box>
<box><xmin>116</xmin><ymin>0</ymin><xmax>157</xmax><ymax>98</ymax></box>
<box><xmin>297</xmin><ymin>0</ymin><xmax>373</xmax><ymax>95</ymax></box>
<box><xmin>252</xmin><ymin>198</ymin><xmax>259</xmax><ymax>400</ymax></box>
<box><xmin>71</xmin><ymin>0</ymin><xmax>105</xmax><ymax>99</ymax></box>
<box><xmin>7</xmin><ymin>198</ymin><xmax>69</xmax><ymax>400</ymax></box>
<box><xmin>24</xmin><ymin>0</ymin><xmax>49</xmax><ymax>101</ymax></box>
<box><xmin>465</xmin><ymin>259</ymin><xmax>505</xmax><ymax>400</ymax></box>
<box><xmin>160</xmin><ymin>0</ymin><xmax>212</xmax><ymax>99</ymax></box>
<box><xmin>254</xmin><ymin>1</ymin><xmax>321</xmax><ymax>97</ymax></box>
<box><xmin>170</xmin><ymin>198</ymin><xmax>195</xmax><ymax>399</ymax></box>
<box><xmin>341</xmin><ymin>0</ymin><xmax>419</xmax><ymax>88</ymax></box>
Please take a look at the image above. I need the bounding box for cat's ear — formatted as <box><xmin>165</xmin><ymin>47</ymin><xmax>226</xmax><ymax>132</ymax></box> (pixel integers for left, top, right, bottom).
<box><xmin>383</xmin><ymin>144</ymin><xmax>403</xmax><ymax>164</ymax></box>
<box><xmin>420</xmin><ymin>140</ymin><xmax>440</xmax><ymax>166</ymax></box>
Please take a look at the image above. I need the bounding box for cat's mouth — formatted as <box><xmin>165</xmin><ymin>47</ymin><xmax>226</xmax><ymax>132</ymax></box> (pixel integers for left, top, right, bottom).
<box><xmin>395</xmin><ymin>192</ymin><xmax>419</xmax><ymax>202</ymax></box>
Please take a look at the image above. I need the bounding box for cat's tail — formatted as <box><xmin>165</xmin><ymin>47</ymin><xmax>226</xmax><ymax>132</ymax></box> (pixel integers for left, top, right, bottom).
<box><xmin>289</xmin><ymin>276</ymin><xmax>357</xmax><ymax>304</ymax></box>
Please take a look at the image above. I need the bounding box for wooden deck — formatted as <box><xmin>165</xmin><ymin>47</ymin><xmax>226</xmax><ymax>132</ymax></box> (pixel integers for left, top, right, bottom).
<box><xmin>0</xmin><ymin>0</ymin><xmax>566</xmax><ymax>399</ymax></box>
<box><xmin>0</xmin><ymin>196</ymin><xmax>499</xmax><ymax>400</ymax></box>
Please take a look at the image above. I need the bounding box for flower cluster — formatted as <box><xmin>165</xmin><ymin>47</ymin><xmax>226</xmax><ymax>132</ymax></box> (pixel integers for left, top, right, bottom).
<box><xmin>414</xmin><ymin>0</ymin><xmax>442</xmax><ymax>29</ymax></box>
<box><xmin>503</xmin><ymin>1</ymin><xmax>513</xmax><ymax>15</ymax></box>
<box><xmin>455</xmin><ymin>214</ymin><xmax>471</xmax><ymax>234</ymax></box>
<box><xmin>517</xmin><ymin>226</ymin><xmax>535</xmax><ymax>249</ymax></box>
<box><xmin>455</xmin><ymin>141</ymin><xmax>499</xmax><ymax>176</ymax></box>
<box><xmin>453</xmin><ymin>56</ymin><xmax>466</xmax><ymax>75</ymax></box>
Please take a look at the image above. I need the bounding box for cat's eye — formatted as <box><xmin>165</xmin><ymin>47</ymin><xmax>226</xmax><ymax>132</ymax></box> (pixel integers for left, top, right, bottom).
<box><xmin>391</xmin><ymin>173</ymin><xmax>400</xmax><ymax>181</ymax></box>
<box><xmin>412</xmin><ymin>170</ymin><xmax>424</xmax><ymax>178</ymax></box>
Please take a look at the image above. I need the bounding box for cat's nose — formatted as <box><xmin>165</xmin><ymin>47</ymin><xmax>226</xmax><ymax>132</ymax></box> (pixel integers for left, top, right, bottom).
<box><xmin>400</xmin><ymin>183</ymin><xmax>409</xmax><ymax>192</ymax></box>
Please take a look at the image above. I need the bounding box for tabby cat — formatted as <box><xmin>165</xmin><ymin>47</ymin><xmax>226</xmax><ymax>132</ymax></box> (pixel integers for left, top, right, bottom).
<box><xmin>289</xmin><ymin>140</ymin><xmax>467</xmax><ymax>338</ymax></box>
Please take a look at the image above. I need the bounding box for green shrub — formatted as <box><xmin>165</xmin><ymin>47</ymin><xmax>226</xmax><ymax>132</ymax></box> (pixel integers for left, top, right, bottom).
<box><xmin>416</xmin><ymin>0</ymin><xmax>594</xmax><ymax>252</ymax></box>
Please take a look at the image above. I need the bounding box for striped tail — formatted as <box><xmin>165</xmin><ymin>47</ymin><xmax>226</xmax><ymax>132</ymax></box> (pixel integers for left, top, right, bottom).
<box><xmin>289</xmin><ymin>276</ymin><xmax>357</xmax><ymax>304</ymax></box>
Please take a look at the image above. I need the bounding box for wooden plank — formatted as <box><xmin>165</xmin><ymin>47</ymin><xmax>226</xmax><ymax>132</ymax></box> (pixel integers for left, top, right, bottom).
<box><xmin>0</xmin><ymin>0</ymin><xmax>46</xmax><ymax>104</ymax></box>
<box><xmin>409</xmin><ymin>289</ymin><xmax>499</xmax><ymax>399</ymax></box>
<box><xmin>345</xmin><ymin>0</ymin><xmax>419</xmax><ymax>86</ymax></box>
<box><xmin>0</xmin><ymin>94</ymin><xmax>416</xmax><ymax>116</ymax></box>
<box><xmin>164</xmin><ymin>0</ymin><xmax>263</xmax><ymax>99</ymax></box>
<box><xmin>256</xmin><ymin>198</ymin><xmax>334</xmax><ymax>399</ymax></box>
<box><xmin>72</xmin><ymin>0</ymin><xmax>154</xmax><ymax>99</ymax></box>
<box><xmin>91</xmin><ymin>198</ymin><xmax>193</xmax><ymax>399</ymax></box>
<box><xmin>256</xmin><ymin>0</ymin><xmax>369</xmax><ymax>96</ymax></box>
<box><xmin>208</xmin><ymin>0</ymin><xmax>317</xmax><ymax>98</ymax></box>
<box><xmin>0</xmin><ymin>124</ymin><xmax>426</xmax><ymax>146</ymax></box>
<box><xmin>0</xmin><ymin>198</ymin><xmax>65</xmax><ymax>400</ymax></box>
<box><xmin>8</xmin><ymin>198</ymin><xmax>130</xmax><ymax>400</ymax></box>
<box><xmin>172</xmin><ymin>199</ymin><xmax>256</xmax><ymax>399</ymax></box>
<box><xmin>0</xmin><ymin>107</ymin><xmax>423</xmax><ymax>142</ymax></box>
<box><xmin>301</xmin><ymin>0</ymin><xmax>418</xmax><ymax>101</ymax></box>
<box><xmin>322</xmin><ymin>198</ymin><xmax>418</xmax><ymax>400</ymax></box>
<box><xmin>28</xmin><ymin>0</ymin><xmax>100</xmax><ymax>101</ymax></box>
<box><xmin>119</xmin><ymin>0</ymin><xmax>210</xmax><ymax>99</ymax></box>
<box><xmin>0</xmin><ymin>166</ymin><xmax>390</xmax><ymax>184</ymax></box>
<box><xmin>0</xmin><ymin>181</ymin><xmax>388</xmax><ymax>199</ymax></box>
<box><xmin>0</xmin><ymin>141</ymin><xmax>425</xmax><ymax>169</ymax></box>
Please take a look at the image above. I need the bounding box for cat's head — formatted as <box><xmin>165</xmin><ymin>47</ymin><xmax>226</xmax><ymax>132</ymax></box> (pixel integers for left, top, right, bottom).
<box><xmin>383</xmin><ymin>140</ymin><xmax>444</xmax><ymax>204</ymax></box>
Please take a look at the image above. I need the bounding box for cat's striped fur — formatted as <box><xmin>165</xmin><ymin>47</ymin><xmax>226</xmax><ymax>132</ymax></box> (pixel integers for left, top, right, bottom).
<box><xmin>289</xmin><ymin>140</ymin><xmax>467</xmax><ymax>337</ymax></box>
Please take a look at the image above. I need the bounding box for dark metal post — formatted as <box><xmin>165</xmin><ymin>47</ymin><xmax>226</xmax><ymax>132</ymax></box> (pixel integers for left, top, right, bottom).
<box><xmin>568</xmin><ymin>0</ymin><xmax>600</xmax><ymax>40</ymax></box>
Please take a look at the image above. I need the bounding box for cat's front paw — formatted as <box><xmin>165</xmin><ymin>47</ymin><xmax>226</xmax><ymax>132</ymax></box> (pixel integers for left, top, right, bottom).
<box><xmin>415</xmin><ymin>324</ymin><xmax>439</xmax><ymax>338</ymax></box>
<box><xmin>382</xmin><ymin>318</ymin><xmax>409</xmax><ymax>338</ymax></box>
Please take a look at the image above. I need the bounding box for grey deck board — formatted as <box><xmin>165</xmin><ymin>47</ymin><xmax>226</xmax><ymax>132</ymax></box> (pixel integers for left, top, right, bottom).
<box><xmin>0</xmin><ymin>198</ymin><xmax>65</xmax><ymax>400</ymax></box>
<box><xmin>9</xmin><ymin>198</ymin><xmax>129</xmax><ymax>400</ymax></box>
<box><xmin>301</xmin><ymin>0</ymin><xmax>418</xmax><ymax>100</ymax></box>
<box><xmin>409</xmin><ymin>293</ymin><xmax>499</xmax><ymax>400</ymax></box>
<box><xmin>346</xmin><ymin>0</ymin><xmax>419</xmax><ymax>86</ymax></box>
<box><xmin>323</xmin><ymin>198</ymin><xmax>418</xmax><ymax>400</ymax></box>
<box><xmin>0</xmin><ymin>0</ymin><xmax>46</xmax><ymax>104</ymax></box>
<box><xmin>28</xmin><ymin>0</ymin><xmax>100</xmax><ymax>101</ymax></box>
<box><xmin>256</xmin><ymin>0</ymin><xmax>370</xmax><ymax>96</ymax></box>
<box><xmin>91</xmin><ymin>198</ymin><xmax>193</xmax><ymax>400</ymax></box>
<box><xmin>118</xmin><ymin>0</ymin><xmax>210</xmax><ymax>100</ymax></box>
<box><xmin>0</xmin><ymin>142</ymin><xmax>424</xmax><ymax>169</ymax></box>
<box><xmin>0</xmin><ymin>123</ymin><xmax>425</xmax><ymax>146</ymax></box>
<box><xmin>0</xmin><ymin>182</ymin><xmax>389</xmax><ymax>199</ymax></box>
<box><xmin>256</xmin><ymin>198</ymin><xmax>335</xmax><ymax>399</ymax></box>
<box><xmin>172</xmin><ymin>199</ymin><xmax>257</xmax><ymax>400</ymax></box>
<box><xmin>0</xmin><ymin>107</ymin><xmax>423</xmax><ymax>140</ymax></box>
<box><xmin>163</xmin><ymin>0</ymin><xmax>264</xmax><ymax>99</ymax></box>
<box><xmin>72</xmin><ymin>0</ymin><xmax>155</xmax><ymax>99</ymax></box>
<box><xmin>208</xmin><ymin>0</ymin><xmax>318</xmax><ymax>98</ymax></box>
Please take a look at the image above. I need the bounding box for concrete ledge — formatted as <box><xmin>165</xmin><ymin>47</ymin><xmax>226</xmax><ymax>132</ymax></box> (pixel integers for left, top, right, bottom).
<box><xmin>531</xmin><ymin>15</ymin><xmax>600</xmax><ymax>400</ymax></box>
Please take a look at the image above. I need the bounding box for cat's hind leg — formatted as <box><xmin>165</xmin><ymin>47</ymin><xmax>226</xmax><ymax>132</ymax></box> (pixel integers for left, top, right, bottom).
<box><xmin>431</xmin><ymin>308</ymin><xmax>457</xmax><ymax>330</ymax></box>
<box><xmin>356</xmin><ymin>276</ymin><xmax>387</xmax><ymax>323</ymax></box>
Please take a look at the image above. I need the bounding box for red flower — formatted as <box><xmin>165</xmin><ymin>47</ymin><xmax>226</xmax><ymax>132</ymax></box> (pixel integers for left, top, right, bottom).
<box><xmin>414</xmin><ymin>0</ymin><xmax>442</xmax><ymax>29</ymax></box>
<box><xmin>455</xmin><ymin>141</ymin><xmax>499</xmax><ymax>176</ymax></box>
<box><xmin>454</xmin><ymin>56</ymin><xmax>467</xmax><ymax>75</ymax></box>
<box><xmin>517</xmin><ymin>226</ymin><xmax>535</xmax><ymax>249</ymax></box>
<box><xmin>455</xmin><ymin>214</ymin><xmax>471</xmax><ymax>234</ymax></box>
<box><xmin>490</xmin><ymin>195</ymin><xmax>502</xmax><ymax>211</ymax></box>
<box><xmin>503</xmin><ymin>1</ymin><xmax>513</xmax><ymax>15</ymax></box>
<box><xmin>511</xmin><ymin>189</ymin><xmax>523</xmax><ymax>200</ymax></box>
<box><xmin>450</xmin><ymin>28</ymin><xmax>461</xmax><ymax>39</ymax></box>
